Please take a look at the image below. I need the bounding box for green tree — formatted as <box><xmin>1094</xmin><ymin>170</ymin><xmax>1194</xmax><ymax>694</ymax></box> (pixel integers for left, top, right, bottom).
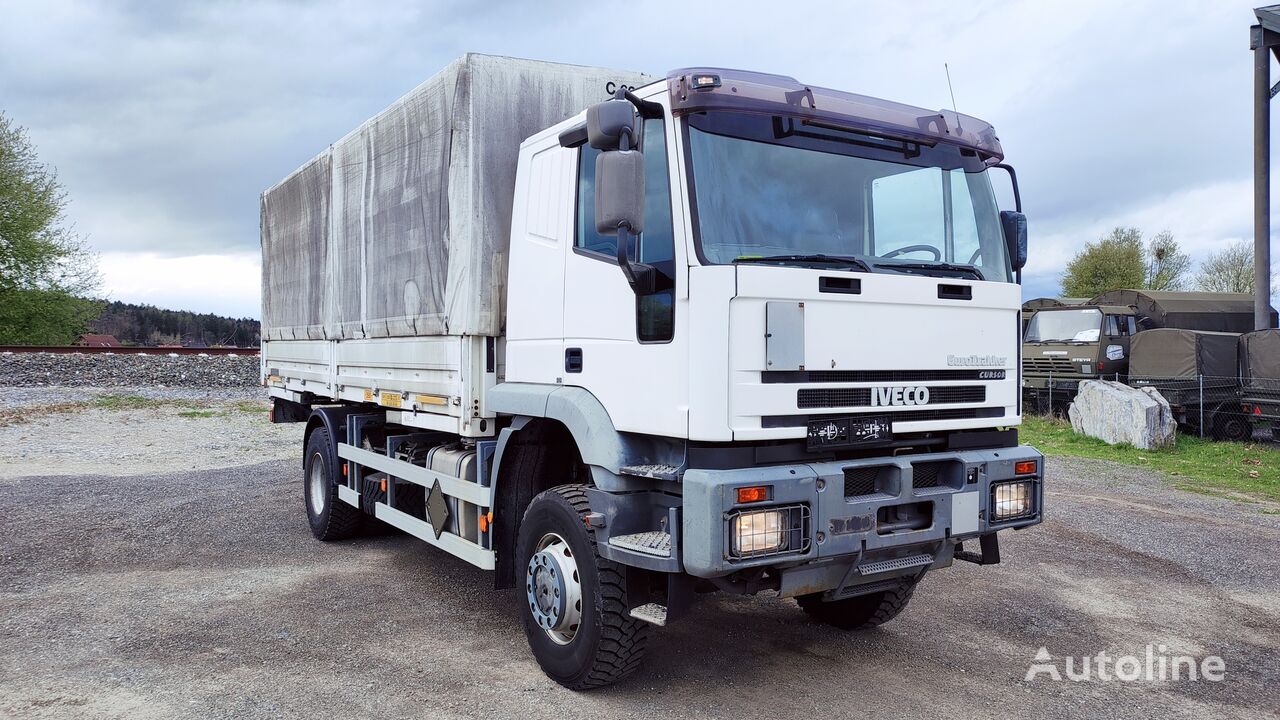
<box><xmin>1060</xmin><ymin>226</ymin><xmax>1191</xmax><ymax>298</ymax></box>
<box><xmin>1144</xmin><ymin>230</ymin><xmax>1191</xmax><ymax>290</ymax></box>
<box><xmin>1060</xmin><ymin>227</ymin><xmax>1146</xmax><ymax>297</ymax></box>
<box><xmin>1196</xmin><ymin>240</ymin><xmax>1255</xmax><ymax>293</ymax></box>
<box><xmin>0</xmin><ymin>112</ymin><xmax>101</xmax><ymax>344</ymax></box>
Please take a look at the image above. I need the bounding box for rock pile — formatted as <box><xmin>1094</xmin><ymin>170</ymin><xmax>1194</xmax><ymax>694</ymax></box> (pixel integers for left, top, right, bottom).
<box><xmin>0</xmin><ymin>352</ymin><xmax>260</xmax><ymax>388</ymax></box>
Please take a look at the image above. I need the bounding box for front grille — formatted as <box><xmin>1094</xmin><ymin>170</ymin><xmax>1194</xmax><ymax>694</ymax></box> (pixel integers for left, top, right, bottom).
<box><xmin>764</xmin><ymin>369</ymin><xmax>1003</xmax><ymax>383</ymax></box>
<box><xmin>798</xmin><ymin>385</ymin><xmax>986</xmax><ymax>409</ymax></box>
<box><xmin>1023</xmin><ymin>357</ymin><xmax>1077</xmax><ymax>374</ymax></box>
<box><xmin>762</xmin><ymin>406</ymin><xmax>1003</xmax><ymax>428</ymax></box>
<box><xmin>843</xmin><ymin>467</ymin><xmax>880</xmax><ymax>497</ymax></box>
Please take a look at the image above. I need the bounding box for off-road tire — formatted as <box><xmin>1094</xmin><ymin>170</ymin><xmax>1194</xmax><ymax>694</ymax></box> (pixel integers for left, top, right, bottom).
<box><xmin>516</xmin><ymin>484</ymin><xmax>649</xmax><ymax>690</ymax></box>
<box><xmin>797</xmin><ymin>579</ymin><xmax>918</xmax><ymax>630</ymax></box>
<box><xmin>1211</xmin><ymin>410</ymin><xmax>1252</xmax><ymax>443</ymax></box>
<box><xmin>303</xmin><ymin>427</ymin><xmax>362</xmax><ymax>541</ymax></box>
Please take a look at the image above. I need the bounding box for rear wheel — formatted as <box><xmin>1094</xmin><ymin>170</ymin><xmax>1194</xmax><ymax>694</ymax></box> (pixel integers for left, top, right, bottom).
<box><xmin>797</xmin><ymin>579</ymin><xmax>918</xmax><ymax>630</ymax></box>
<box><xmin>1211</xmin><ymin>410</ymin><xmax>1252</xmax><ymax>443</ymax></box>
<box><xmin>303</xmin><ymin>427</ymin><xmax>362</xmax><ymax>541</ymax></box>
<box><xmin>516</xmin><ymin>484</ymin><xmax>648</xmax><ymax>689</ymax></box>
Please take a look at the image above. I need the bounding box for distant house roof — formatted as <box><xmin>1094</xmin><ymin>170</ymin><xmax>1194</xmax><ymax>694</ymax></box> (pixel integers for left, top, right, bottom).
<box><xmin>75</xmin><ymin>334</ymin><xmax>121</xmax><ymax>347</ymax></box>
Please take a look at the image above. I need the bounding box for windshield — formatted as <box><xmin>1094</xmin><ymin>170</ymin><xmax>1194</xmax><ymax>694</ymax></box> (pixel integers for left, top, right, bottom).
<box><xmin>685</xmin><ymin>111</ymin><xmax>1011</xmax><ymax>281</ymax></box>
<box><xmin>1025</xmin><ymin>309</ymin><xmax>1103</xmax><ymax>342</ymax></box>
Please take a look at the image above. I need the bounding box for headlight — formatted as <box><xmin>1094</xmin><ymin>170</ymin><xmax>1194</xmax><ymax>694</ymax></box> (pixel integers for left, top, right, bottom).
<box><xmin>731</xmin><ymin>509</ymin><xmax>785</xmax><ymax>556</ymax></box>
<box><xmin>991</xmin><ymin>480</ymin><xmax>1035</xmax><ymax>522</ymax></box>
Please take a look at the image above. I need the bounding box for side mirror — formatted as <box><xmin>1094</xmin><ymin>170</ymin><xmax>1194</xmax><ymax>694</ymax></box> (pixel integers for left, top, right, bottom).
<box><xmin>586</xmin><ymin>99</ymin><xmax>638</xmax><ymax>151</ymax></box>
<box><xmin>595</xmin><ymin>149</ymin><xmax>654</xmax><ymax>294</ymax></box>
<box><xmin>1000</xmin><ymin>210</ymin><xmax>1028</xmax><ymax>271</ymax></box>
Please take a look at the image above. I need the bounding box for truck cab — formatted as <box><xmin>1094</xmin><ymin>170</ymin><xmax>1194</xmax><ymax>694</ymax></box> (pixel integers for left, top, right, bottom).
<box><xmin>1022</xmin><ymin>304</ymin><xmax>1138</xmax><ymax>409</ymax></box>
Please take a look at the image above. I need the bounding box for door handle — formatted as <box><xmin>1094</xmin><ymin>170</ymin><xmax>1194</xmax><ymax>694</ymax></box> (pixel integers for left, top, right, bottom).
<box><xmin>565</xmin><ymin>348</ymin><xmax>583</xmax><ymax>373</ymax></box>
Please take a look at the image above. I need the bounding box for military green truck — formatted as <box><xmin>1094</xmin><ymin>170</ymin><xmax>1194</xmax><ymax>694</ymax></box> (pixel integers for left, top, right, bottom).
<box><xmin>1022</xmin><ymin>290</ymin><xmax>1272</xmax><ymax>413</ymax></box>
<box><xmin>1128</xmin><ymin>328</ymin><xmax>1247</xmax><ymax>440</ymax></box>
<box><xmin>1239</xmin><ymin>329</ymin><xmax>1280</xmax><ymax>441</ymax></box>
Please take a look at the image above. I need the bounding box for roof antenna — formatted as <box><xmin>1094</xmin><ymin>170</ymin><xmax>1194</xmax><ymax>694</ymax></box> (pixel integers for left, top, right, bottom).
<box><xmin>944</xmin><ymin>62</ymin><xmax>962</xmax><ymax>133</ymax></box>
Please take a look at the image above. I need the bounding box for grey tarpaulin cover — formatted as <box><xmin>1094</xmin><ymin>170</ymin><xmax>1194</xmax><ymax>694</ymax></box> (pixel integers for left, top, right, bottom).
<box><xmin>1129</xmin><ymin>329</ymin><xmax>1240</xmax><ymax>378</ymax></box>
<box><xmin>1088</xmin><ymin>289</ymin><xmax>1276</xmax><ymax>332</ymax></box>
<box><xmin>1240</xmin><ymin>329</ymin><xmax>1280</xmax><ymax>391</ymax></box>
<box><xmin>261</xmin><ymin>54</ymin><xmax>651</xmax><ymax>340</ymax></box>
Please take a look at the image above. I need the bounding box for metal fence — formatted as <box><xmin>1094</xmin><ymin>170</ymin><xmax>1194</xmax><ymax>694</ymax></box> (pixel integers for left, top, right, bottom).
<box><xmin>1026</xmin><ymin>372</ymin><xmax>1280</xmax><ymax>443</ymax></box>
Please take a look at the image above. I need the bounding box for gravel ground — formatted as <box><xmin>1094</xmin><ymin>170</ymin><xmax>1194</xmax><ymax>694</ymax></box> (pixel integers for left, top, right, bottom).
<box><xmin>1</xmin><ymin>405</ymin><xmax>1278</xmax><ymax>718</ymax></box>
<box><xmin>0</xmin><ymin>387</ymin><xmax>300</xmax><ymax>478</ymax></box>
<box><xmin>0</xmin><ymin>352</ymin><xmax>258</xmax><ymax>388</ymax></box>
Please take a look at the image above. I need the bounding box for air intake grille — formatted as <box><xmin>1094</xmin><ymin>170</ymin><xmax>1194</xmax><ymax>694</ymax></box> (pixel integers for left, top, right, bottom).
<box><xmin>1023</xmin><ymin>357</ymin><xmax>1077</xmax><ymax>374</ymax></box>
<box><xmin>762</xmin><ymin>406</ymin><xmax>1003</xmax><ymax>428</ymax></box>
<box><xmin>912</xmin><ymin>462</ymin><xmax>945</xmax><ymax>489</ymax></box>
<box><xmin>843</xmin><ymin>467</ymin><xmax>880</xmax><ymax>497</ymax></box>
<box><xmin>764</xmin><ymin>369</ymin><xmax>1003</xmax><ymax>383</ymax></box>
<box><xmin>798</xmin><ymin>386</ymin><xmax>986</xmax><ymax>409</ymax></box>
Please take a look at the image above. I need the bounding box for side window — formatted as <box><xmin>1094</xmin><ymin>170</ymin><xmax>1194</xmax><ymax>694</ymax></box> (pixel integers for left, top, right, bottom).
<box><xmin>1126</xmin><ymin>316</ymin><xmax>1137</xmax><ymax>335</ymax></box>
<box><xmin>575</xmin><ymin>119</ymin><xmax>675</xmax><ymax>342</ymax></box>
<box><xmin>1105</xmin><ymin>315</ymin><xmax>1120</xmax><ymax>336</ymax></box>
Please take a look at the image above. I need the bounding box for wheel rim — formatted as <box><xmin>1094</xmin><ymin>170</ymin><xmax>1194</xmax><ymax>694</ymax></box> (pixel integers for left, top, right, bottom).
<box><xmin>308</xmin><ymin>452</ymin><xmax>327</xmax><ymax>516</ymax></box>
<box><xmin>526</xmin><ymin>532</ymin><xmax>583</xmax><ymax>645</ymax></box>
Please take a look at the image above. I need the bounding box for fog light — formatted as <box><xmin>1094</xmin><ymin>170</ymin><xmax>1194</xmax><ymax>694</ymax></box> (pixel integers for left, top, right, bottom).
<box><xmin>731</xmin><ymin>509</ymin><xmax>785</xmax><ymax>556</ymax></box>
<box><xmin>991</xmin><ymin>481</ymin><xmax>1034</xmax><ymax>522</ymax></box>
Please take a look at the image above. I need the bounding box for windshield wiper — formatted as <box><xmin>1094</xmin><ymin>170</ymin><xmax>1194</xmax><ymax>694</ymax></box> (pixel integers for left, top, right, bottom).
<box><xmin>733</xmin><ymin>254</ymin><xmax>872</xmax><ymax>272</ymax></box>
<box><xmin>873</xmin><ymin>261</ymin><xmax>985</xmax><ymax>281</ymax></box>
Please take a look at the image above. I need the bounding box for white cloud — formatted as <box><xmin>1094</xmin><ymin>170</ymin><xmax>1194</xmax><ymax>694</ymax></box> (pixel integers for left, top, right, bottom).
<box><xmin>98</xmin><ymin>252</ymin><xmax>261</xmax><ymax>318</ymax></box>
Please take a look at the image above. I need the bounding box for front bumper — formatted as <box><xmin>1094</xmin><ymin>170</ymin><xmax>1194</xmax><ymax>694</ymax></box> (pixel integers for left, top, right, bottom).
<box><xmin>681</xmin><ymin>445</ymin><xmax>1044</xmax><ymax>580</ymax></box>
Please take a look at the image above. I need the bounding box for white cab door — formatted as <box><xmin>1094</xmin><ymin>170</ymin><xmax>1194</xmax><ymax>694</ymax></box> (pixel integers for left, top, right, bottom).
<box><xmin>562</xmin><ymin>105</ymin><xmax>690</xmax><ymax>437</ymax></box>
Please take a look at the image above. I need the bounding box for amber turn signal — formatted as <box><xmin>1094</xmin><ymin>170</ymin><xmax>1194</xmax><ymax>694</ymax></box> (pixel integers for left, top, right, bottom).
<box><xmin>1014</xmin><ymin>460</ymin><xmax>1038</xmax><ymax>476</ymax></box>
<box><xmin>736</xmin><ymin>485</ymin><xmax>771</xmax><ymax>504</ymax></box>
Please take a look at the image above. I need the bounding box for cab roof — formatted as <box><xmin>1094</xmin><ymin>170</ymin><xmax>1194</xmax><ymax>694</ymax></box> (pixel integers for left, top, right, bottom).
<box><xmin>666</xmin><ymin>67</ymin><xmax>1004</xmax><ymax>164</ymax></box>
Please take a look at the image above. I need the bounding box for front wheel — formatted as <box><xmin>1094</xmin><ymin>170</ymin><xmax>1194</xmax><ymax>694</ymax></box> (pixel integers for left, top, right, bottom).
<box><xmin>516</xmin><ymin>485</ymin><xmax>648</xmax><ymax>690</ymax></box>
<box><xmin>797</xmin><ymin>579</ymin><xmax>918</xmax><ymax>630</ymax></box>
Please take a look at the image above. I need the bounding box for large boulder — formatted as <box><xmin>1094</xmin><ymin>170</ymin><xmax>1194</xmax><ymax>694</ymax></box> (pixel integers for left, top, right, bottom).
<box><xmin>1067</xmin><ymin>380</ymin><xmax>1176</xmax><ymax>449</ymax></box>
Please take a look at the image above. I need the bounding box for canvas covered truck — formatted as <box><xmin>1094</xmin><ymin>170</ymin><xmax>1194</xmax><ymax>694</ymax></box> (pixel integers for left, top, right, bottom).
<box><xmin>261</xmin><ymin>54</ymin><xmax>1044</xmax><ymax>689</ymax></box>
<box><xmin>1128</xmin><ymin>328</ymin><xmax>1246</xmax><ymax>440</ymax></box>
<box><xmin>1239</xmin><ymin>329</ymin><xmax>1280</xmax><ymax>440</ymax></box>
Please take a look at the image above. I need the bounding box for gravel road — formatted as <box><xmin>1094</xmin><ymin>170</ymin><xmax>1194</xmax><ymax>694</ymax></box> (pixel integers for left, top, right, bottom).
<box><xmin>1</xmin><ymin>405</ymin><xmax>1277</xmax><ymax>718</ymax></box>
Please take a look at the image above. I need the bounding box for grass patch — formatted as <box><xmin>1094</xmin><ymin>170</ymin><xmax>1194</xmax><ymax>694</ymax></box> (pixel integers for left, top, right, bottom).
<box><xmin>1021</xmin><ymin>415</ymin><xmax>1280</xmax><ymax>503</ymax></box>
<box><xmin>231</xmin><ymin>400</ymin><xmax>267</xmax><ymax>414</ymax></box>
<box><xmin>91</xmin><ymin>394</ymin><xmax>167</xmax><ymax>411</ymax></box>
<box><xmin>177</xmin><ymin>409</ymin><xmax>220</xmax><ymax>419</ymax></box>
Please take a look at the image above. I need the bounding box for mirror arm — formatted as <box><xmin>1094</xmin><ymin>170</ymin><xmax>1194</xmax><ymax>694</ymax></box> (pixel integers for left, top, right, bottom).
<box><xmin>993</xmin><ymin>163</ymin><xmax>1022</xmax><ymax>213</ymax></box>
<box><xmin>616</xmin><ymin>225</ymin><xmax>638</xmax><ymax>286</ymax></box>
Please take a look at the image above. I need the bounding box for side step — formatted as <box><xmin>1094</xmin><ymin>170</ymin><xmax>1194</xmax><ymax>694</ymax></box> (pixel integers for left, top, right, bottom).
<box><xmin>619</xmin><ymin>464</ymin><xmax>683</xmax><ymax>482</ymax></box>
<box><xmin>858</xmin><ymin>553</ymin><xmax>934</xmax><ymax>576</ymax></box>
<box><xmin>608</xmin><ymin>531</ymin><xmax>672</xmax><ymax>558</ymax></box>
<box><xmin>628</xmin><ymin>602</ymin><xmax>668</xmax><ymax>627</ymax></box>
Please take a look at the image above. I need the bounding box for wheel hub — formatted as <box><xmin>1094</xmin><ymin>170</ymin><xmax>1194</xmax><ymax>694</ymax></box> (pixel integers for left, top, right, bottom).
<box><xmin>526</xmin><ymin>533</ymin><xmax>583</xmax><ymax>645</ymax></box>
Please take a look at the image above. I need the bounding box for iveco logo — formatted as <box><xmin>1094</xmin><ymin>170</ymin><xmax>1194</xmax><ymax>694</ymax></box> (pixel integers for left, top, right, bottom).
<box><xmin>871</xmin><ymin>386</ymin><xmax>931</xmax><ymax>406</ymax></box>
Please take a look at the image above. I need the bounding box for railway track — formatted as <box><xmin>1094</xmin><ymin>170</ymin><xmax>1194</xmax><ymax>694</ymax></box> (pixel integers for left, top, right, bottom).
<box><xmin>0</xmin><ymin>346</ymin><xmax>258</xmax><ymax>356</ymax></box>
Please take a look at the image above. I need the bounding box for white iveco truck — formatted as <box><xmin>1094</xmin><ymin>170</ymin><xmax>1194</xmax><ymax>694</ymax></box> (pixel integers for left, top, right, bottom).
<box><xmin>261</xmin><ymin>54</ymin><xmax>1043</xmax><ymax>689</ymax></box>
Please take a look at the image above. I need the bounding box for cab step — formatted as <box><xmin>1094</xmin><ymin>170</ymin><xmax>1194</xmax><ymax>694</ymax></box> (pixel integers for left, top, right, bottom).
<box><xmin>858</xmin><ymin>553</ymin><xmax>934</xmax><ymax>576</ymax></box>
<box><xmin>619</xmin><ymin>464</ymin><xmax>683</xmax><ymax>482</ymax></box>
<box><xmin>628</xmin><ymin>602</ymin><xmax>668</xmax><ymax>627</ymax></box>
<box><xmin>608</xmin><ymin>531</ymin><xmax>672</xmax><ymax>558</ymax></box>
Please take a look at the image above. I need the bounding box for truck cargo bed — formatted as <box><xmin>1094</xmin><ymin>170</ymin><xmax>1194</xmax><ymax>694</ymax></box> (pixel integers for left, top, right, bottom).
<box><xmin>264</xmin><ymin>335</ymin><xmax>497</xmax><ymax>437</ymax></box>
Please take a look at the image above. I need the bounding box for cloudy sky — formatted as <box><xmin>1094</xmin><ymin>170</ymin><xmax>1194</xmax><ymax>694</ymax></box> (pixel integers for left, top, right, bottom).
<box><xmin>1</xmin><ymin>0</ymin><xmax>1275</xmax><ymax>318</ymax></box>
